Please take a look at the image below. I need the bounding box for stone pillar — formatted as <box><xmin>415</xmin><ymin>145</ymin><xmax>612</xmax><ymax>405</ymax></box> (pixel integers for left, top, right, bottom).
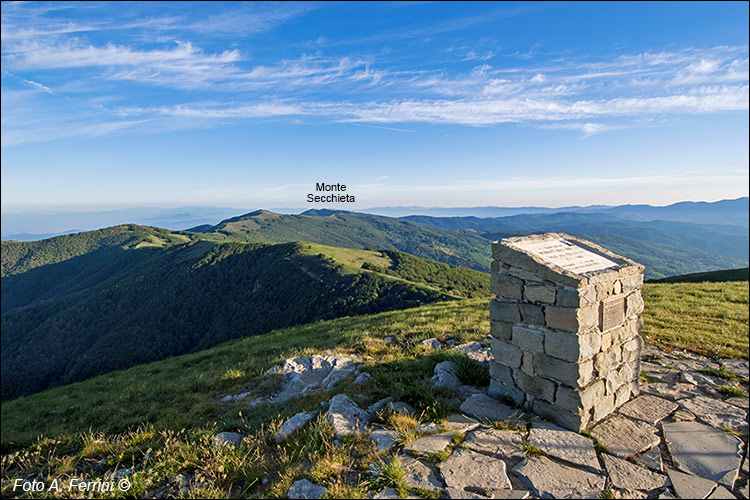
<box><xmin>489</xmin><ymin>233</ymin><xmax>644</xmax><ymax>431</ymax></box>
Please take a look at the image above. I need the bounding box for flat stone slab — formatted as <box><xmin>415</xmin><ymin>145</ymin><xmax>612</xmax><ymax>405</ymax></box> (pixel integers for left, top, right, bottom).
<box><xmin>641</xmin><ymin>382</ymin><xmax>704</xmax><ymax>401</ymax></box>
<box><xmin>452</xmin><ymin>341</ymin><xmax>492</xmax><ymax>364</ymax></box>
<box><xmin>459</xmin><ymin>394</ymin><xmax>523</xmax><ymax>423</ymax></box>
<box><xmin>439</xmin><ymin>447</ymin><xmax>512</xmax><ymax>491</ymax></box>
<box><xmin>663</xmin><ymin>421</ymin><xmax>743</xmax><ymax>489</ymax></box>
<box><xmin>528</xmin><ymin>427</ymin><xmax>600</xmax><ymax>472</ymax></box>
<box><xmin>707</xmin><ymin>485</ymin><xmax>737</xmax><ymax>499</ymax></box>
<box><xmin>287</xmin><ymin>479</ymin><xmax>326</xmax><ymax>499</ymax></box>
<box><xmin>667</xmin><ymin>468</ymin><xmax>717</xmax><ymax>500</ymax></box>
<box><xmin>641</xmin><ymin>362</ymin><xmax>680</xmax><ymax>384</ymax></box>
<box><xmin>370</xmin><ymin>429</ymin><xmax>399</xmax><ymax>452</ymax></box>
<box><xmin>373</xmin><ymin>487</ymin><xmax>399</xmax><ymax>499</ymax></box>
<box><xmin>404</xmin><ymin>432</ymin><xmax>454</xmax><ymax>455</ymax></box>
<box><xmin>677</xmin><ymin>396</ymin><xmax>748</xmax><ymax>431</ymax></box>
<box><xmin>513</xmin><ymin>456</ymin><xmax>606</xmax><ymax>499</ymax></box>
<box><xmin>462</xmin><ymin>428</ymin><xmax>525</xmax><ymax>460</ymax></box>
<box><xmin>274</xmin><ymin>411</ymin><xmax>316</xmax><ymax>443</ymax></box>
<box><xmin>719</xmin><ymin>358</ymin><xmax>750</xmax><ymax>379</ymax></box>
<box><xmin>431</xmin><ymin>361</ymin><xmax>462</xmax><ymax>390</ymax></box>
<box><xmin>399</xmin><ymin>454</ymin><xmax>445</xmax><ymax>491</ymax></box>
<box><xmin>444</xmin><ymin>413</ymin><xmax>481</xmax><ymax>433</ymax></box>
<box><xmin>325</xmin><ymin>394</ymin><xmax>369</xmax><ymax>438</ymax></box>
<box><xmin>442</xmin><ymin>487</ymin><xmax>487</xmax><ymax>499</ymax></box>
<box><xmin>635</xmin><ymin>446</ymin><xmax>664</xmax><ymax>473</ymax></box>
<box><xmin>602</xmin><ymin>453</ymin><xmax>669</xmax><ymax>491</ymax></box>
<box><xmin>591</xmin><ymin>415</ymin><xmax>660</xmax><ymax>459</ymax></box>
<box><xmin>618</xmin><ymin>394</ymin><xmax>678</xmax><ymax>425</ymax></box>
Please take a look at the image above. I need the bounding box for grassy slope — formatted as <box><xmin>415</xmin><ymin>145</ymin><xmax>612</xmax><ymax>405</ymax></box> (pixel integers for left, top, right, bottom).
<box><xmin>2</xmin><ymin>230</ymin><xmax>490</xmax><ymax>401</ymax></box>
<box><xmin>649</xmin><ymin>267</ymin><xmax>749</xmax><ymax>283</ymax></box>
<box><xmin>2</xmin><ymin>280</ymin><xmax>747</xmax><ymax>447</ymax></box>
<box><xmin>1</xmin><ymin>280</ymin><xmax>747</xmax><ymax>498</ymax></box>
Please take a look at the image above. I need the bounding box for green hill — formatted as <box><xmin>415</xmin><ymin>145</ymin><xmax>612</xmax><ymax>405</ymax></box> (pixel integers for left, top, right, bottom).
<box><xmin>192</xmin><ymin>210</ymin><xmax>492</xmax><ymax>272</ymax></box>
<box><xmin>1</xmin><ymin>227</ymin><xmax>489</xmax><ymax>401</ymax></box>
<box><xmin>648</xmin><ymin>267</ymin><xmax>749</xmax><ymax>283</ymax></box>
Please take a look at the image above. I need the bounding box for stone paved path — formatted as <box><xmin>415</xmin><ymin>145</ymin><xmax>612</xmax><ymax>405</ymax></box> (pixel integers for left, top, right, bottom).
<box><xmin>381</xmin><ymin>343</ymin><xmax>749</xmax><ymax>499</ymax></box>
<box><xmin>276</xmin><ymin>342</ymin><xmax>747</xmax><ymax>499</ymax></box>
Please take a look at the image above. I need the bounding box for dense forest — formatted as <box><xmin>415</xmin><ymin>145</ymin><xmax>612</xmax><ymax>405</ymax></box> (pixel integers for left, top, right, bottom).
<box><xmin>1</xmin><ymin>227</ymin><xmax>490</xmax><ymax>401</ymax></box>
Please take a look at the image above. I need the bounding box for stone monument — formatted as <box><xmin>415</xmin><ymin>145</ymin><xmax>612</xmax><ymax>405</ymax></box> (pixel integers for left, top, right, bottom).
<box><xmin>489</xmin><ymin>233</ymin><xmax>645</xmax><ymax>431</ymax></box>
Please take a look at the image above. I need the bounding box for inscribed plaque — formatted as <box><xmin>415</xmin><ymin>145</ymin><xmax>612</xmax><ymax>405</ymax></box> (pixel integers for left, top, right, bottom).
<box><xmin>601</xmin><ymin>296</ymin><xmax>626</xmax><ymax>331</ymax></box>
<box><xmin>513</xmin><ymin>238</ymin><xmax>619</xmax><ymax>275</ymax></box>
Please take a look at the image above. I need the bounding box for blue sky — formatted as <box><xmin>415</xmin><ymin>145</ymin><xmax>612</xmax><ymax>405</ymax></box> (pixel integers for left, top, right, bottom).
<box><xmin>1</xmin><ymin>1</ymin><xmax>748</xmax><ymax>211</ymax></box>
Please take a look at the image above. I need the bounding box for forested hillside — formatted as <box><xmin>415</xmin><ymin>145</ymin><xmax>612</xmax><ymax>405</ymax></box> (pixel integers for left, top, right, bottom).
<box><xmin>2</xmin><ymin>227</ymin><xmax>489</xmax><ymax>401</ymax></box>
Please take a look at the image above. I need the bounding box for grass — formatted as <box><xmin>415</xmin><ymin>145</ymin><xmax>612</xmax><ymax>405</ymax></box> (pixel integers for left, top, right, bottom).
<box><xmin>642</xmin><ymin>281</ymin><xmax>749</xmax><ymax>359</ymax></box>
<box><xmin>717</xmin><ymin>385</ymin><xmax>746</xmax><ymax>398</ymax></box>
<box><xmin>698</xmin><ymin>368</ymin><xmax>739</xmax><ymax>381</ymax></box>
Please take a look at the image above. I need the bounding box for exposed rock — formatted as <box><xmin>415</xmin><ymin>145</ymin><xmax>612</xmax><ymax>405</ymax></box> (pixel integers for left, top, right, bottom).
<box><xmin>663</xmin><ymin>421</ymin><xmax>744</xmax><ymax>489</ymax></box>
<box><xmin>719</xmin><ymin>359</ymin><xmax>749</xmax><ymax>379</ymax></box>
<box><xmin>399</xmin><ymin>454</ymin><xmax>445</xmax><ymax>491</ymax></box>
<box><xmin>453</xmin><ymin>342</ymin><xmax>493</xmax><ymax>364</ymax></box>
<box><xmin>640</xmin><ymin>362</ymin><xmax>680</xmax><ymax>384</ymax></box>
<box><xmin>212</xmin><ymin>431</ymin><xmax>242</xmax><ymax>448</ymax></box>
<box><xmin>421</xmin><ymin>338</ymin><xmax>443</xmax><ymax>350</ymax></box>
<box><xmin>528</xmin><ymin>427</ymin><xmax>600</xmax><ymax>472</ymax></box>
<box><xmin>677</xmin><ymin>396</ymin><xmax>748</xmax><ymax>432</ymax></box>
<box><xmin>373</xmin><ymin>487</ymin><xmax>400</xmax><ymax>499</ymax></box>
<box><xmin>325</xmin><ymin>394</ymin><xmax>369</xmax><ymax>438</ymax></box>
<box><xmin>602</xmin><ymin>453</ymin><xmax>669</xmax><ymax>491</ymax></box>
<box><xmin>439</xmin><ymin>447</ymin><xmax>512</xmax><ymax>491</ymax></box>
<box><xmin>443</xmin><ymin>413</ymin><xmax>481</xmax><ymax>433</ymax></box>
<box><xmin>368</xmin><ymin>397</ymin><xmax>394</xmax><ymax>414</ymax></box>
<box><xmin>590</xmin><ymin>415</ymin><xmax>660</xmax><ymax>459</ymax></box>
<box><xmin>353</xmin><ymin>372</ymin><xmax>374</xmax><ymax>385</ymax></box>
<box><xmin>707</xmin><ymin>485</ymin><xmax>738</xmax><ymax>499</ymax></box>
<box><xmin>459</xmin><ymin>394</ymin><xmax>523</xmax><ymax>423</ymax></box>
<box><xmin>221</xmin><ymin>391</ymin><xmax>252</xmax><ymax>402</ymax></box>
<box><xmin>666</xmin><ymin>468</ymin><xmax>717</xmax><ymax>500</ymax></box>
<box><xmin>635</xmin><ymin>446</ymin><xmax>664</xmax><ymax>473</ymax></box>
<box><xmin>462</xmin><ymin>428</ymin><xmax>525</xmax><ymax>460</ymax></box>
<box><xmin>618</xmin><ymin>395</ymin><xmax>678</xmax><ymax>425</ymax></box>
<box><xmin>432</xmin><ymin>361</ymin><xmax>462</xmax><ymax>390</ymax></box>
<box><xmin>672</xmin><ymin>408</ymin><xmax>696</xmax><ymax>422</ymax></box>
<box><xmin>370</xmin><ymin>429</ymin><xmax>399</xmax><ymax>452</ymax></box>
<box><xmin>513</xmin><ymin>456</ymin><xmax>606</xmax><ymax>499</ymax></box>
<box><xmin>112</xmin><ymin>468</ymin><xmax>133</xmax><ymax>478</ymax></box>
<box><xmin>681</xmin><ymin>371</ymin><xmax>722</xmax><ymax>387</ymax></box>
<box><xmin>641</xmin><ymin>382</ymin><xmax>704</xmax><ymax>401</ymax></box>
<box><xmin>442</xmin><ymin>487</ymin><xmax>487</xmax><ymax>499</ymax></box>
<box><xmin>274</xmin><ymin>411</ymin><xmax>316</xmax><ymax>443</ymax></box>
<box><xmin>416</xmin><ymin>422</ymin><xmax>442</xmax><ymax>434</ymax></box>
<box><xmin>404</xmin><ymin>432</ymin><xmax>455</xmax><ymax>455</ymax></box>
<box><xmin>386</xmin><ymin>401</ymin><xmax>417</xmax><ymax>417</ymax></box>
<box><xmin>726</xmin><ymin>396</ymin><xmax>750</xmax><ymax>409</ymax></box>
<box><xmin>268</xmin><ymin>355</ymin><xmax>358</xmax><ymax>402</ymax></box>
<box><xmin>286</xmin><ymin>478</ymin><xmax>326</xmax><ymax>499</ymax></box>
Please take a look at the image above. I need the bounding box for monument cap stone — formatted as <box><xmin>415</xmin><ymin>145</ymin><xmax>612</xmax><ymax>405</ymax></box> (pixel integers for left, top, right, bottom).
<box><xmin>489</xmin><ymin>233</ymin><xmax>644</xmax><ymax>431</ymax></box>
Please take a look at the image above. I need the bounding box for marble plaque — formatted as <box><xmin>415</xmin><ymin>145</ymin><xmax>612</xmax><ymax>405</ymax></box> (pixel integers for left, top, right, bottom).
<box><xmin>601</xmin><ymin>296</ymin><xmax>626</xmax><ymax>331</ymax></box>
<box><xmin>513</xmin><ymin>238</ymin><xmax>619</xmax><ymax>275</ymax></box>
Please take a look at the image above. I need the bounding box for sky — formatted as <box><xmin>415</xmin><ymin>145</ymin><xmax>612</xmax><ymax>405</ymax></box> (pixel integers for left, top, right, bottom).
<box><xmin>1</xmin><ymin>1</ymin><xmax>748</xmax><ymax>211</ymax></box>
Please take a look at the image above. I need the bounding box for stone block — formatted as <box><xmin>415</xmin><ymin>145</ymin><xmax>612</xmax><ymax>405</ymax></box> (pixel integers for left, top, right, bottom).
<box><xmin>533</xmin><ymin>398</ymin><xmax>589</xmax><ymax>432</ymax></box>
<box><xmin>490</xmin><ymin>299</ymin><xmax>521</xmax><ymax>323</ymax></box>
<box><xmin>621</xmin><ymin>336</ymin><xmax>643</xmax><ymax>363</ymax></box>
<box><xmin>620</xmin><ymin>273</ymin><xmax>643</xmax><ymax>293</ymax></box>
<box><xmin>535</xmin><ymin>353</ymin><xmax>594</xmax><ymax>387</ymax></box>
<box><xmin>525</xmin><ymin>283</ymin><xmax>556</xmax><ymax>304</ymax></box>
<box><xmin>490</xmin><ymin>320</ymin><xmax>513</xmax><ymax>341</ymax></box>
<box><xmin>520</xmin><ymin>303</ymin><xmax>545</xmax><ymax>326</ymax></box>
<box><xmin>491</xmin><ymin>338</ymin><xmax>522</xmax><ymax>368</ymax></box>
<box><xmin>626</xmin><ymin>290</ymin><xmax>644</xmax><ymax>317</ymax></box>
<box><xmin>556</xmin><ymin>285</ymin><xmax>597</xmax><ymax>308</ymax></box>
<box><xmin>600</xmin><ymin>330</ymin><xmax>612</xmax><ymax>351</ymax></box>
<box><xmin>489</xmin><ymin>361</ymin><xmax>515</xmax><ymax>386</ymax></box>
<box><xmin>490</xmin><ymin>260</ymin><xmax>502</xmax><ymax>273</ymax></box>
<box><xmin>594</xmin><ymin>347</ymin><xmax>621</xmax><ymax>375</ymax></box>
<box><xmin>489</xmin><ymin>379</ymin><xmax>525</xmax><ymax>406</ymax></box>
<box><xmin>545</xmin><ymin>329</ymin><xmax>601</xmax><ymax>363</ymax></box>
<box><xmin>512</xmin><ymin>325</ymin><xmax>545</xmax><ymax>352</ymax></box>
<box><xmin>592</xmin><ymin>393</ymin><xmax>615</xmax><ymax>422</ymax></box>
<box><xmin>556</xmin><ymin>379</ymin><xmax>605</xmax><ymax>412</ymax></box>
<box><xmin>506</xmin><ymin>266</ymin><xmax>540</xmax><ymax>281</ymax></box>
<box><xmin>614</xmin><ymin>383</ymin><xmax>631</xmax><ymax>408</ymax></box>
<box><xmin>545</xmin><ymin>305</ymin><xmax>598</xmax><ymax>332</ymax></box>
<box><xmin>516</xmin><ymin>370</ymin><xmax>556</xmax><ymax>402</ymax></box>
<box><xmin>521</xmin><ymin>350</ymin><xmax>535</xmax><ymax>376</ymax></box>
<box><xmin>491</xmin><ymin>273</ymin><xmax>524</xmax><ymax>300</ymax></box>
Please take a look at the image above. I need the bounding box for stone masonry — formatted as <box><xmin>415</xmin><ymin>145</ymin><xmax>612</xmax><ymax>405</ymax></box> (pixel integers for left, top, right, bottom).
<box><xmin>489</xmin><ymin>233</ymin><xmax>645</xmax><ymax>431</ymax></box>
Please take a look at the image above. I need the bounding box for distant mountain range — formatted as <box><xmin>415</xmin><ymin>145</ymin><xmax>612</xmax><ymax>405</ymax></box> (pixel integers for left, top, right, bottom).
<box><xmin>3</xmin><ymin>197</ymin><xmax>746</xmax><ymax>240</ymax></box>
